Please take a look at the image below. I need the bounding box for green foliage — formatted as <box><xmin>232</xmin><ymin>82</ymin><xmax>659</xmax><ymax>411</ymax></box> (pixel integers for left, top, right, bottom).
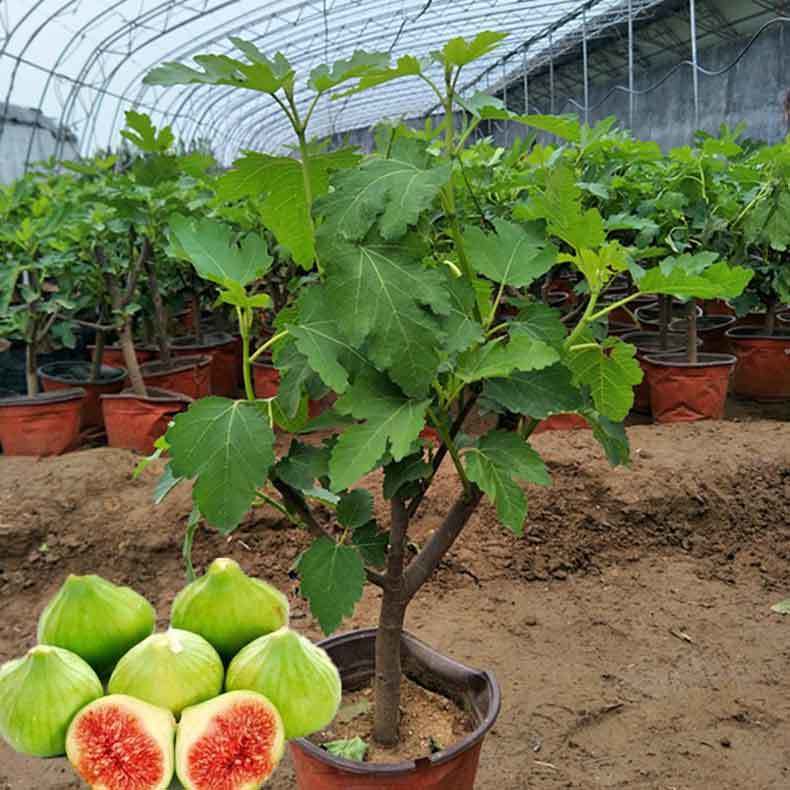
<box><xmin>121</xmin><ymin>111</ymin><xmax>174</xmax><ymax>154</ymax></box>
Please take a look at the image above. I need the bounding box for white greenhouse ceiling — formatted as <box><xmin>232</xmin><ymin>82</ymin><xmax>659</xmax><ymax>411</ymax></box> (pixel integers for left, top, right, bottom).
<box><xmin>1</xmin><ymin>0</ymin><xmax>662</xmax><ymax>163</ymax></box>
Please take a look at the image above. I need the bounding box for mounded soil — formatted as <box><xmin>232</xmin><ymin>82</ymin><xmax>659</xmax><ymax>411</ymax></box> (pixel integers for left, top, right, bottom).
<box><xmin>0</xmin><ymin>418</ymin><xmax>789</xmax><ymax>789</ymax></box>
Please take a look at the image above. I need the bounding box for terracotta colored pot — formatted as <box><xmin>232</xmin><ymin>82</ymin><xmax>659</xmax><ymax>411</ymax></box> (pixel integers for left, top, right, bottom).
<box><xmin>101</xmin><ymin>387</ymin><xmax>192</xmax><ymax>454</ymax></box>
<box><xmin>140</xmin><ymin>355</ymin><xmax>211</xmax><ymax>400</ymax></box>
<box><xmin>171</xmin><ymin>332</ymin><xmax>238</xmax><ymax>397</ymax></box>
<box><xmin>734</xmin><ymin>312</ymin><xmax>767</xmax><ymax>329</ymax></box>
<box><xmin>0</xmin><ymin>389</ymin><xmax>85</xmax><ymax>456</ymax></box>
<box><xmin>635</xmin><ymin>302</ymin><xmax>702</xmax><ymax>331</ymax></box>
<box><xmin>0</xmin><ymin>339</ymin><xmax>9</xmax><ymax>354</ymax></box>
<box><xmin>643</xmin><ymin>352</ymin><xmax>736</xmax><ymax>423</ymax></box>
<box><xmin>174</xmin><ymin>299</ymin><xmax>197</xmax><ymax>333</ymax></box>
<box><xmin>252</xmin><ymin>361</ymin><xmax>280</xmax><ymax>399</ymax></box>
<box><xmin>778</xmin><ymin>310</ymin><xmax>790</xmax><ymax>327</ymax></box>
<box><xmin>702</xmin><ymin>299</ymin><xmax>736</xmax><ymax>317</ymax></box>
<box><xmin>620</xmin><ymin>331</ymin><xmax>691</xmax><ymax>413</ymax></box>
<box><xmin>669</xmin><ymin>315</ymin><xmax>736</xmax><ymax>355</ymax></box>
<box><xmin>419</xmin><ymin>425</ymin><xmax>441</xmax><ymax>444</ymax></box>
<box><xmin>39</xmin><ymin>362</ymin><xmax>127</xmax><ymax>429</ymax></box>
<box><xmin>607</xmin><ymin>320</ymin><xmax>639</xmax><ymax>337</ymax></box>
<box><xmin>534</xmin><ymin>412</ymin><xmax>590</xmax><ymax>433</ymax></box>
<box><xmin>87</xmin><ymin>343</ymin><xmax>156</xmax><ymax>369</ymax></box>
<box><xmin>290</xmin><ymin>629</ymin><xmax>500</xmax><ymax>790</ymax></box>
<box><xmin>725</xmin><ymin>327</ymin><xmax>790</xmax><ymax>401</ymax></box>
<box><xmin>546</xmin><ymin>290</ymin><xmax>571</xmax><ymax>310</ymax></box>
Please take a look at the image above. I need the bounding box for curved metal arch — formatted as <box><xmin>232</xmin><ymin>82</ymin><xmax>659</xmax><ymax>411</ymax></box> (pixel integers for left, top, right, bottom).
<box><xmin>187</xmin><ymin>0</ymin><xmax>564</xmax><ymax>159</ymax></box>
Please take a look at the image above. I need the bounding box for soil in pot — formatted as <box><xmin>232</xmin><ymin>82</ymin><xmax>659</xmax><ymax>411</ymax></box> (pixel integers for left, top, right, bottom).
<box><xmin>290</xmin><ymin>628</ymin><xmax>500</xmax><ymax>790</ymax></box>
<box><xmin>101</xmin><ymin>387</ymin><xmax>192</xmax><ymax>455</ymax></box>
<box><xmin>87</xmin><ymin>343</ymin><xmax>156</xmax><ymax>369</ymax></box>
<box><xmin>620</xmin><ymin>331</ymin><xmax>691</xmax><ymax>413</ymax></box>
<box><xmin>171</xmin><ymin>332</ymin><xmax>238</xmax><ymax>397</ymax></box>
<box><xmin>0</xmin><ymin>389</ymin><xmax>85</xmax><ymax>456</ymax></box>
<box><xmin>140</xmin><ymin>354</ymin><xmax>211</xmax><ymax>400</ymax></box>
<box><xmin>38</xmin><ymin>361</ymin><xmax>127</xmax><ymax>429</ymax></box>
<box><xmin>725</xmin><ymin>327</ymin><xmax>790</xmax><ymax>401</ymax></box>
<box><xmin>642</xmin><ymin>352</ymin><xmax>736</xmax><ymax>423</ymax></box>
<box><xmin>669</xmin><ymin>315</ymin><xmax>736</xmax><ymax>355</ymax></box>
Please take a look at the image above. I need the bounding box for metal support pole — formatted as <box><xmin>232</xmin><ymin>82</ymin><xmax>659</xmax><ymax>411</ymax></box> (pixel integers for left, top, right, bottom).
<box><xmin>689</xmin><ymin>0</ymin><xmax>700</xmax><ymax>129</ymax></box>
<box><xmin>522</xmin><ymin>46</ymin><xmax>529</xmax><ymax>113</ymax></box>
<box><xmin>582</xmin><ymin>9</ymin><xmax>589</xmax><ymax>125</ymax></box>
<box><xmin>549</xmin><ymin>31</ymin><xmax>555</xmax><ymax>115</ymax></box>
<box><xmin>628</xmin><ymin>0</ymin><xmax>635</xmax><ymax>129</ymax></box>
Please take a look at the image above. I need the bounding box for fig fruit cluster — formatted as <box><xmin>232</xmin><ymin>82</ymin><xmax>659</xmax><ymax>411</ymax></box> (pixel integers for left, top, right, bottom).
<box><xmin>0</xmin><ymin>557</ymin><xmax>342</xmax><ymax>789</ymax></box>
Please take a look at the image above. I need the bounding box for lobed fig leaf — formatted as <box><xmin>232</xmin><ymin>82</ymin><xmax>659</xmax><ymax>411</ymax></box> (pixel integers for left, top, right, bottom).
<box><xmin>0</xmin><ymin>646</ymin><xmax>103</xmax><ymax>757</ymax></box>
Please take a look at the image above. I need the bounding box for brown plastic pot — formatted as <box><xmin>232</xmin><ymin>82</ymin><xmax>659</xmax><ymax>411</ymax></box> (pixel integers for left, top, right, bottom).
<box><xmin>140</xmin><ymin>355</ymin><xmax>211</xmax><ymax>400</ymax></box>
<box><xmin>171</xmin><ymin>332</ymin><xmax>237</xmax><ymax>397</ymax></box>
<box><xmin>101</xmin><ymin>387</ymin><xmax>192</xmax><ymax>454</ymax></box>
<box><xmin>87</xmin><ymin>343</ymin><xmax>157</xmax><ymax>369</ymax></box>
<box><xmin>725</xmin><ymin>327</ymin><xmax>790</xmax><ymax>401</ymax></box>
<box><xmin>39</xmin><ymin>361</ymin><xmax>127</xmax><ymax>429</ymax></box>
<box><xmin>0</xmin><ymin>389</ymin><xmax>85</xmax><ymax>456</ymax></box>
<box><xmin>620</xmin><ymin>331</ymin><xmax>692</xmax><ymax>413</ymax></box>
<box><xmin>290</xmin><ymin>628</ymin><xmax>500</xmax><ymax>790</ymax></box>
<box><xmin>534</xmin><ymin>412</ymin><xmax>590</xmax><ymax>433</ymax></box>
<box><xmin>607</xmin><ymin>320</ymin><xmax>639</xmax><ymax>337</ymax></box>
<box><xmin>642</xmin><ymin>352</ymin><xmax>736</xmax><ymax>423</ymax></box>
<box><xmin>174</xmin><ymin>299</ymin><xmax>197</xmax><ymax>332</ymax></box>
<box><xmin>669</xmin><ymin>315</ymin><xmax>736</xmax><ymax>355</ymax></box>
<box><xmin>778</xmin><ymin>310</ymin><xmax>790</xmax><ymax>327</ymax></box>
<box><xmin>635</xmin><ymin>302</ymin><xmax>702</xmax><ymax>331</ymax></box>
<box><xmin>252</xmin><ymin>361</ymin><xmax>280</xmax><ymax>399</ymax></box>
<box><xmin>702</xmin><ymin>299</ymin><xmax>735</xmax><ymax>317</ymax></box>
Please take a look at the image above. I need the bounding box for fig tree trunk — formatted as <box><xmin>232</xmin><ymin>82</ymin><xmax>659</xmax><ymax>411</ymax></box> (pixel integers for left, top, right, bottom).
<box><xmin>659</xmin><ymin>295</ymin><xmax>671</xmax><ymax>350</ymax></box>
<box><xmin>686</xmin><ymin>300</ymin><xmax>698</xmax><ymax>364</ymax></box>
<box><xmin>89</xmin><ymin>330</ymin><xmax>105</xmax><ymax>383</ymax></box>
<box><xmin>192</xmin><ymin>287</ymin><xmax>203</xmax><ymax>345</ymax></box>
<box><xmin>25</xmin><ymin>341</ymin><xmax>39</xmax><ymax>397</ymax></box>
<box><xmin>141</xmin><ymin>242</ymin><xmax>172</xmax><ymax>369</ymax></box>
<box><xmin>765</xmin><ymin>299</ymin><xmax>777</xmax><ymax>336</ymax></box>
<box><xmin>120</xmin><ymin>320</ymin><xmax>147</xmax><ymax>398</ymax></box>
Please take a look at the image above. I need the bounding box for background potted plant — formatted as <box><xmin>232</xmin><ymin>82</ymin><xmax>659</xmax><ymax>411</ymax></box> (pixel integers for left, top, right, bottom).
<box><xmin>144</xmin><ymin>32</ymin><xmax>753</xmax><ymax>788</ymax></box>
<box><xmin>0</xmin><ymin>172</ymin><xmax>86</xmax><ymax>455</ymax></box>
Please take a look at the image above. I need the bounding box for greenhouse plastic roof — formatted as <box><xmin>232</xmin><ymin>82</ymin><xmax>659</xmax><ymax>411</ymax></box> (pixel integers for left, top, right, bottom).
<box><xmin>0</xmin><ymin>0</ymin><xmax>659</xmax><ymax>163</ymax></box>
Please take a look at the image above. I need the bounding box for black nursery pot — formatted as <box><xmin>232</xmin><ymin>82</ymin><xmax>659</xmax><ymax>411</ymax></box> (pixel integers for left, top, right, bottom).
<box><xmin>290</xmin><ymin>628</ymin><xmax>501</xmax><ymax>790</ymax></box>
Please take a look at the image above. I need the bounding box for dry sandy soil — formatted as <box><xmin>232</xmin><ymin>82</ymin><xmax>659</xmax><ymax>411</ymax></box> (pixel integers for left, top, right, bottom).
<box><xmin>0</xmin><ymin>416</ymin><xmax>789</xmax><ymax>789</ymax></box>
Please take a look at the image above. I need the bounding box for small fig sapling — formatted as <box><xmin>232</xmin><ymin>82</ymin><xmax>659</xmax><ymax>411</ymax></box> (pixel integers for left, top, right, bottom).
<box><xmin>175</xmin><ymin>691</ymin><xmax>285</xmax><ymax>790</ymax></box>
<box><xmin>0</xmin><ymin>645</ymin><xmax>103</xmax><ymax>757</ymax></box>
<box><xmin>170</xmin><ymin>557</ymin><xmax>289</xmax><ymax>661</ymax></box>
<box><xmin>38</xmin><ymin>574</ymin><xmax>156</xmax><ymax>675</ymax></box>
<box><xmin>67</xmin><ymin>695</ymin><xmax>176</xmax><ymax>790</ymax></box>
<box><xmin>108</xmin><ymin>629</ymin><xmax>224</xmax><ymax>716</ymax></box>
<box><xmin>226</xmin><ymin>627</ymin><xmax>342</xmax><ymax>739</ymax></box>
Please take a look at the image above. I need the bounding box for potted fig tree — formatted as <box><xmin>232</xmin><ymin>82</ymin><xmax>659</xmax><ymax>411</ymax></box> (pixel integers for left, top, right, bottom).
<box><xmin>0</xmin><ymin>173</ymin><xmax>86</xmax><ymax>455</ymax></box>
<box><xmin>145</xmin><ymin>33</ymin><xmax>752</xmax><ymax>788</ymax></box>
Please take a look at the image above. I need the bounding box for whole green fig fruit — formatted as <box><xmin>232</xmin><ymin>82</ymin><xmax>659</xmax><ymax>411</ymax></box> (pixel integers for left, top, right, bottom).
<box><xmin>170</xmin><ymin>558</ymin><xmax>288</xmax><ymax>661</ymax></box>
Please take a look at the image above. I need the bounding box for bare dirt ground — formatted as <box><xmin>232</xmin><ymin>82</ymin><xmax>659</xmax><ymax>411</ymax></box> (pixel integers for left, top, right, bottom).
<box><xmin>0</xmin><ymin>417</ymin><xmax>789</xmax><ymax>789</ymax></box>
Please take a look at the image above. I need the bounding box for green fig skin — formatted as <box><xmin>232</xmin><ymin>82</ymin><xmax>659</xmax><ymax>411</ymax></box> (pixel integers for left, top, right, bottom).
<box><xmin>108</xmin><ymin>629</ymin><xmax>224</xmax><ymax>717</ymax></box>
<box><xmin>170</xmin><ymin>558</ymin><xmax>289</xmax><ymax>662</ymax></box>
<box><xmin>0</xmin><ymin>646</ymin><xmax>103</xmax><ymax>757</ymax></box>
<box><xmin>37</xmin><ymin>574</ymin><xmax>156</xmax><ymax>676</ymax></box>
<box><xmin>226</xmin><ymin>627</ymin><xmax>342</xmax><ymax>740</ymax></box>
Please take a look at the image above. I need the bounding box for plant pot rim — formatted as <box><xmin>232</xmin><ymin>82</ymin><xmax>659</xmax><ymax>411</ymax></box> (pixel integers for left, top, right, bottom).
<box><xmin>292</xmin><ymin>627</ymin><xmax>501</xmax><ymax>776</ymax></box>
<box><xmin>101</xmin><ymin>386</ymin><xmax>193</xmax><ymax>404</ymax></box>
<box><xmin>725</xmin><ymin>326</ymin><xmax>790</xmax><ymax>341</ymax></box>
<box><xmin>88</xmin><ymin>342</ymin><xmax>158</xmax><ymax>352</ymax></box>
<box><xmin>669</xmin><ymin>315</ymin><xmax>736</xmax><ymax>332</ymax></box>
<box><xmin>171</xmin><ymin>331</ymin><xmax>234</xmax><ymax>349</ymax></box>
<box><xmin>620</xmin><ymin>330</ymin><xmax>698</xmax><ymax>353</ymax></box>
<box><xmin>37</xmin><ymin>361</ymin><xmax>127</xmax><ymax>385</ymax></box>
<box><xmin>0</xmin><ymin>387</ymin><xmax>86</xmax><ymax>407</ymax></box>
<box><xmin>643</xmin><ymin>352</ymin><xmax>737</xmax><ymax>369</ymax></box>
<box><xmin>635</xmin><ymin>303</ymin><xmax>703</xmax><ymax>318</ymax></box>
<box><xmin>139</xmin><ymin>354</ymin><xmax>211</xmax><ymax>376</ymax></box>
<box><xmin>252</xmin><ymin>359</ymin><xmax>276</xmax><ymax>369</ymax></box>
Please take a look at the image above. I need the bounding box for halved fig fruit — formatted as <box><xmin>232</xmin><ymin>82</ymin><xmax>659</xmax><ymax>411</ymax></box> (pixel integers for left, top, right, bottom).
<box><xmin>176</xmin><ymin>690</ymin><xmax>285</xmax><ymax>790</ymax></box>
<box><xmin>66</xmin><ymin>694</ymin><xmax>175</xmax><ymax>790</ymax></box>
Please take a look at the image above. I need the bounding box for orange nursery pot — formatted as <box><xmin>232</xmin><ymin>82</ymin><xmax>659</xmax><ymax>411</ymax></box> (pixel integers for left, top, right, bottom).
<box><xmin>725</xmin><ymin>327</ymin><xmax>790</xmax><ymax>401</ymax></box>
<box><xmin>171</xmin><ymin>332</ymin><xmax>238</xmax><ymax>398</ymax></box>
<box><xmin>101</xmin><ymin>387</ymin><xmax>192</xmax><ymax>455</ymax></box>
<box><xmin>534</xmin><ymin>412</ymin><xmax>590</xmax><ymax>433</ymax></box>
<box><xmin>38</xmin><ymin>362</ymin><xmax>127</xmax><ymax>429</ymax></box>
<box><xmin>140</xmin><ymin>354</ymin><xmax>211</xmax><ymax>400</ymax></box>
<box><xmin>642</xmin><ymin>352</ymin><xmax>736</xmax><ymax>423</ymax></box>
<box><xmin>252</xmin><ymin>361</ymin><xmax>280</xmax><ymax>399</ymax></box>
<box><xmin>0</xmin><ymin>389</ymin><xmax>85</xmax><ymax>456</ymax></box>
<box><xmin>290</xmin><ymin>629</ymin><xmax>500</xmax><ymax>790</ymax></box>
<box><xmin>88</xmin><ymin>343</ymin><xmax>157</xmax><ymax>369</ymax></box>
<box><xmin>669</xmin><ymin>315</ymin><xmax>736</xmax><ymax>355</ymax></box>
